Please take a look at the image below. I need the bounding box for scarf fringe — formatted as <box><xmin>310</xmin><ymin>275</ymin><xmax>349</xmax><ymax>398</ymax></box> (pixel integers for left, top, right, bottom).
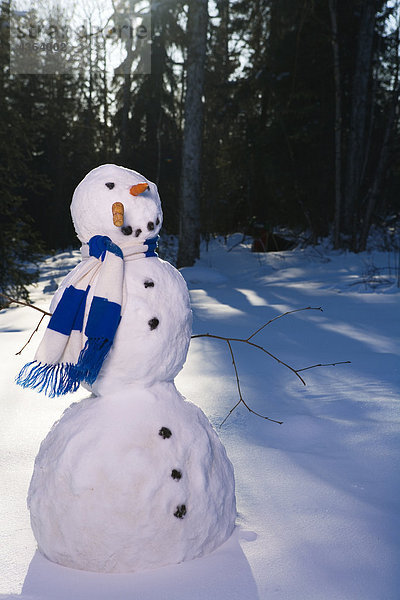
<box><xmin>15</xmin><ymin>337</ymin><xmax>113</xmax><ymax>397</ymax></box>
<box><xmin>15</xmin><ymin>361</ymin><xmax>80</xmax><ymax>398</ymax></box>
<box><xmin>74</xmin><ymin>337</ymin><xmax>113</xmax><ymax>386</ymax></box>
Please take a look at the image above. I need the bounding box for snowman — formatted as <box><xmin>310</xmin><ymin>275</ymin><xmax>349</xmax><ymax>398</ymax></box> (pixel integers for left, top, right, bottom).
<box><xmin>16</xmin><ymin>164</ymin><xmax>236</xmax><ymax>573</ymax></box>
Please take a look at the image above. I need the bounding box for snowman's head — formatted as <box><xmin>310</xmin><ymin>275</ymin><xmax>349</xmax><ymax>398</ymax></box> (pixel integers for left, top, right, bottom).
<box><xmin>70</xmin><ymin>164</ymin><xmax>163</xmax><ymax>244</ymax></box>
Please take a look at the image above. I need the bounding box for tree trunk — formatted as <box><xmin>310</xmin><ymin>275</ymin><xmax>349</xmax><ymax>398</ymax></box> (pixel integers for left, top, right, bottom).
<box><xmin>177</xmin><ymin>0</ymin><xmax>208</xmax><ymax>268</ymax></box>
<box><xmin>217</xmin><ymin>0</ymin><xmax>229</xmax><ymax>72</ymax></box>
<box><xmin>358</xmin><ymin>13</ymin><xmax>400</xmax><ymax>251</ymax></box>
<box><xmin>358</xmin><ymin>7</ymin><xmax>400</xmax><ymax>251</ymax></box>
<box><xmin>328</xmin><ymin>0</ymin><xmax>343</xmax><ymax>249</ymax></box>
<box><xmin>120</xmin><ymin>74</ymin><xmax>131</xmax><ymax>165</ymax></box>
<box><xmin>343</xmin><ymin>0</ymin><xmax>376</xmax><ymax>245</ymax></box>
<box><xmin>358</xmin><ymin>95</ymin><xmax>398</xmax><ymax>251</ymax></box>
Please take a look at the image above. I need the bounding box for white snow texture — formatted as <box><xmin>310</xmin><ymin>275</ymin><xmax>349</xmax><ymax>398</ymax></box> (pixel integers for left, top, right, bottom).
<box><xmin>70</xmin><ymin>163</ymin><xmax>163</xmax><ymax>245</ymax></box>
<box><xmin>28</xmin><ymin>383</ymin><xmax>236</xmax><ymax>573</ymax></box>
<box><xmin>27</xmin><ymin>164</ymin><xmax>237</xmax><ymax>573</ymax></box>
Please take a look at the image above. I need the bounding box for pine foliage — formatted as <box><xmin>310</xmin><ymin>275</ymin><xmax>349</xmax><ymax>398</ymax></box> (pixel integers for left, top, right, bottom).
<box><xmin>0</xmin><ymin>4</ymin><xmax>43</xmax><ymax>306</ymax></box>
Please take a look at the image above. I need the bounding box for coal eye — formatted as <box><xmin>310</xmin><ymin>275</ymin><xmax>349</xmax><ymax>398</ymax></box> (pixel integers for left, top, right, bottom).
<box><xmin>105</xmin><ymin>182</ymin><xmax>115</xmax><ymax>190</ymax></box>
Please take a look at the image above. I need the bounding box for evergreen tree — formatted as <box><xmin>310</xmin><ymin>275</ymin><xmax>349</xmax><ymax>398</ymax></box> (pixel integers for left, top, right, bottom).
<box><xmin>0</xmin><ymin>3</ymin><xmax>43</xmax><ymax>306</ymax></box>
<box><xmin>202</xmin><ymin>0</ymin><xmax>244</xmax><ymax>234</ymax></box>
<box><xmin>330</xmin><ymin>0</ymin><xmax>400</xmax><ymax>250</ymax></box>
<box><xmin>12</xmin><ymin>5</ymin><xmax>117</xmax><ymax>251</ymax></box>
<box><xmin>3</xmin><ymin>0</ymin><xmax>400</xmax><ymax>279</ymax></box>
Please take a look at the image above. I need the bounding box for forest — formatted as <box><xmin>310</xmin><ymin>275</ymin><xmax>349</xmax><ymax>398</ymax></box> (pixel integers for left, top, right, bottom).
<box><xmin>1</xmin><ymin>0</ymin><xmax>400</xmax><ymax>301</ymax></box>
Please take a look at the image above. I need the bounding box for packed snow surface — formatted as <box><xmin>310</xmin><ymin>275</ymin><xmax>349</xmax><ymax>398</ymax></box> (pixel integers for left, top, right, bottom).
<box><xmin>94</xmin><ymin>256</ymin><xmax>192</xmax><ymax>392</ymax></box>
<box><xmin>28</xmin><ymin>383</ymin><xmax>235</xmax><ymax>573</ymax></box>
<box><xmin>1</xmin><ymin>234</ymin><xmax>400</xmax><ymax>599</ymax></box>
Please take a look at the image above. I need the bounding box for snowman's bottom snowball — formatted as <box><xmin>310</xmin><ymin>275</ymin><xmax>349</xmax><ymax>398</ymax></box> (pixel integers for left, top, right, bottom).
<box><xmin>28</xmin><ymin>383</ymin><xmax>236</xmax><ymax>573</ymax></box>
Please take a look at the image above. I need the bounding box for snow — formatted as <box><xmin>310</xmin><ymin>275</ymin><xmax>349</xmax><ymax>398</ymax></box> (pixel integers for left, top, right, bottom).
<box><xmin>1</xmin><ymin>235</ymin><xmax>400</xmax><ymax>599</ymax></box>
<box><xmin>28</xmin><ymin>384</ymin><xmax>235</xmax><ymax>573</ymax></box>
<box><xmin>91</xmin><ymin>255</ymin><xmax>193</xmax><ymax>394</ymax></box>
<box><xmin>70</xmin><ymin>164</ymin><xmax>163</xmax><ymax>244</ymax></box>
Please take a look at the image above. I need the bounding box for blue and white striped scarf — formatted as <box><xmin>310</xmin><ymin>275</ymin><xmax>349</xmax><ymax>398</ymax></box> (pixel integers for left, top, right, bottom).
<box><xmin>16</xmin><ymin>235</ymin><xmax>158</xmax><ymax>397</ymax></box>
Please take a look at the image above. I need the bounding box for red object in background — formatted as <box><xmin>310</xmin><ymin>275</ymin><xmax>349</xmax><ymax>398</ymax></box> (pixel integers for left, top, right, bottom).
<box><xmin>251</xmin><ymin>224</ymin><xmax>294</xmax><ymax>253</ymax></box>
<box><xmin>252</xmin><ymin>230</ymin><xmax>268</xmax><ymax>252</ymax></box>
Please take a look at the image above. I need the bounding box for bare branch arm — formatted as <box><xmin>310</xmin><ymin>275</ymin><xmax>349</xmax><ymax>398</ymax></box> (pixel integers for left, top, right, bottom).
<box><xmin>0</xmin><ymin>294</ymin><xmax>51</xmax><ymax>355</ymax></box>
<box><xmin>191</xmin><ymin>332</ymin><xmax>307</xmax><ymax>385</ymax></box>
<box><xmin>0</xmin><ymin>293</ymin><xmax>52</xmax><ymax>316</ymax></box>
<box><xmin>16</xmin><ymin>314</ymin><xmax>47</xmax><ymax>355</ymax></box>
<box><xmin>246</xmin><ymin>306</ymin><xmax>323</xmax><ymax>341</ymax></box>
<box><xmin>296</xmin><ymin>360</ymin><xmax>351</xmax><ymax>373</ymax></box>
<box><xmin>219</xmin><ymin>340</ymin><xmax>283</xmax><ymax>426</ymax></box>
<box><xmin>192</xmin><ymin>308</ymin><xmax>350</xmax><ymax>425</ymax></box>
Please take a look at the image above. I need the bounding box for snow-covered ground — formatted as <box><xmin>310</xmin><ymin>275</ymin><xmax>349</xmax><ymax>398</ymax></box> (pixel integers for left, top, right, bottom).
<box><xmin>1</xmin><ymin>235</ymin><xmax>399</xmax><ymax>600</ymax></box>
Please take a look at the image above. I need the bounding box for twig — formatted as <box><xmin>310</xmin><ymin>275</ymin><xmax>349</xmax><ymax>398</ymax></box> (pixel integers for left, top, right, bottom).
<box><xmin>0</xmin><ymin>293</ymin><xmax>52</xmax><ymax>316</ymax></box>
<box><xmin>246</xmin><ymin>306</ymin><xmax>322</xmax><ymax>341</ymax></box>
<box><xmin>16</xmin><ymin>314</ymin><xmax>47</xmax><ymax>355</ymax></box>
<box><xmin>192</xmin><ymin>332</ymin><xmax>307</xmax><ymax>386</ymax></box>
<box><xmin>0</xmin><ymin>293</ymin><xmax>51</xmax><ymax>354</ymax></box>
<box><xmin>220</xmin><ymin>339</ymin><xmax>283</xmax><ymax>426</ymax></box>
<box><xmin>192</xmin><ymin>307</ymin><xmax>351</xmax><ymax>425</ymax></box>
<box><xmin>296</xmin><ymin>360</ymin><xmax>351</xmax><ymax>373</ymax></box>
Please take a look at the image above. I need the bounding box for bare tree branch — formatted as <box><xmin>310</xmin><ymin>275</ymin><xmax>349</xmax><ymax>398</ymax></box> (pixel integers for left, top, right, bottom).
<box><xmin>220</xmin><ymin>339</ymin><xmax>283</xmax><ymax>426</ymax></box>
<box><xmin>192</xmin><ymin>332</ymin><xmax>307</xmax><ymax>386</ymax></box>
<box><xmin>296</xmin><ymin>360</ymin><xmax>351</xmax><ymax>373</ymax></box>
<box><xmin>16</xmin><ymin>315</ymin><xmax>47</xmax><ymax>356</ymax></box>
<box><xmin>0</xmin><ymin>294</ymin><xmax>51</xmax><ymax>354</ymax></box>
<box><xmin>192</xmin><ymin>307</ymin><xmax>351</xmax><ymax>425</ymax></box>
<box><xmin>246</xmin><ymin>306</ymin><xmax>322</xmax><ymax>341</ymax></box>
<box><xmin>0</xmin><ymin>293</ymin><xmax>52</xmax><ymax>316</ymax></box>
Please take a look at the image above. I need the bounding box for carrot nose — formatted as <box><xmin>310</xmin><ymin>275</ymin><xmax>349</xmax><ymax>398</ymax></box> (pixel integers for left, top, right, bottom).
<box><xmin>130</xmin><ymin>183</ymin><xmax>149</xmax><ymax>196</ymax></box>
<box><xmin>112</xmin><ymin>202</ymin><xmax>124</xmax><ymax>227</ymax></box>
